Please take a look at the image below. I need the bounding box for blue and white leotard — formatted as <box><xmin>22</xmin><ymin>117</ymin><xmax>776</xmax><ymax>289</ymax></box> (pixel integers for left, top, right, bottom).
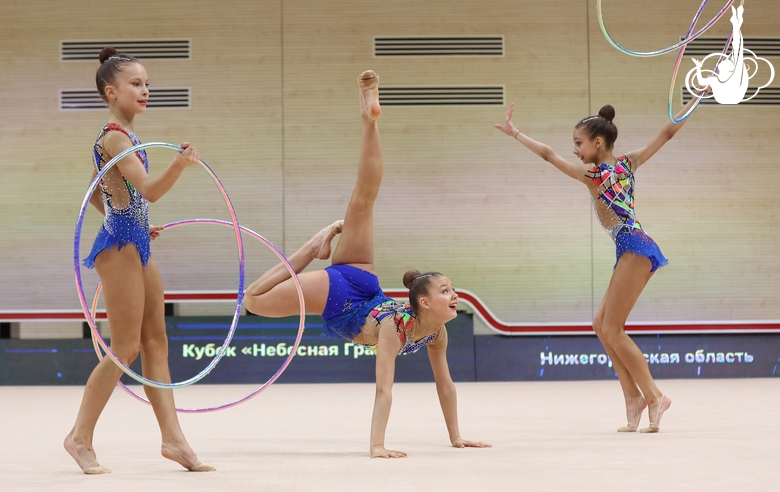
<box><xmin>83</xmin><ymin>123</ymin><xmax>151</xmax><ymax>268</ymax></box>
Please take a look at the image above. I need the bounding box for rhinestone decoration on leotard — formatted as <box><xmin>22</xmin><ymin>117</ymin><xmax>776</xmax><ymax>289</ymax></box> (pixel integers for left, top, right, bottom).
<box><xmin>343</xmin><ymin>298</ymin><xmax>353</xmax><ymax>311</ymax></box>
<box><xmin>369</xmin><ymin>299</ymin><xmax>437</xmax><ymax>355</ymax></box>
<box><xmin>586</xmin><ymin>154</ymin><xmax>669</xmax><ymax>271</ymax></box>
<box><xmin>83</xmin><ymin>123</ymin><xmax>151</xmax><ymax>268</ymax></box>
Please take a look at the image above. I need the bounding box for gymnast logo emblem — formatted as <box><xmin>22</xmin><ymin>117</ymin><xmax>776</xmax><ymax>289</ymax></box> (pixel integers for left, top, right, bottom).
<box><xmin>685</xmin><ymin>5</ymin><xmax>775</xmax><ymax>104</ymax></box>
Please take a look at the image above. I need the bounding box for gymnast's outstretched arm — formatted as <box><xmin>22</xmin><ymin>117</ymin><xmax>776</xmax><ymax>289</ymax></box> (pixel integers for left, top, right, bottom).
<box><xmin>627</xmin><ymin>91</ymin><xmax>704</xmax><ymax>170</ymax></box>
<box><xmin>494</xmin><ymin>102</ymin><xmax>590</xmax><ymax>183</ymax></box>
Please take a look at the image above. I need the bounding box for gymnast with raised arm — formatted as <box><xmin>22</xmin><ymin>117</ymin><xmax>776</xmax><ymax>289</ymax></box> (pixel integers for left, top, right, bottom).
<box><xmin>495</xmin><ymin>94</ymin><xmax>703</xmax><ymax>433</ymax></box>
<box><xmin>244</xmin><ymin>71</ymin><xmax>490</xmax><ymax>458</ymax></box>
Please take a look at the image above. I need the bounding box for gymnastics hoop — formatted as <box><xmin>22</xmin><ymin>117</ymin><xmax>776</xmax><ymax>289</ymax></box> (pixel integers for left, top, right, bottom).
<box><xmin>88</xmin><ymin>218</ymin><xmax>307</xmax><ymax>413</ymax></box>
<box><xmin>75</xmin><ymin>142</ymin><xmax>245</xmax><ymax>390</ymax></box>
<box><xmin>596</xmin><ymin>0</ymin><xmax>742</xmax><ymax>123</ymax></box>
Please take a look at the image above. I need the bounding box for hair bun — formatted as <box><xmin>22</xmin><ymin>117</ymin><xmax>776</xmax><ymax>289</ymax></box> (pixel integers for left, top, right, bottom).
<box><xmin>402</xmin><ymin>270</ymin><xmax>422</xmax><ymax>289</ymax></box>
<box><xmin>98</xmin><ymin>46</ymin><xmax>118</xmax><ymax>64</ymax></box>
<box><xmin>598</xmin><ymin>104</ymin><xmax>616</xmax><ymax>122</ymax></box>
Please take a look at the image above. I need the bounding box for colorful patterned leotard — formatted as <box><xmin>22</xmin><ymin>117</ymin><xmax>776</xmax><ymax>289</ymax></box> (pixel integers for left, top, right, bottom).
<box><xmin>369</xmin><ymin>299</ymin><xmax>440</xmax><ymax>355</ymax></box>
<box><xmin>586</xmin><ymin>154</ymin><xmax>642</xmax><ymax>239</ymax></box>
<box><xmin>83</xmin><ymin>123</ymin><xmax>151</xmax><ymax>268</ymax></box>
<box><xmin>586</xmin><ymin>154</ymin><xmax>668</xmax><ymax>272</ymax></box>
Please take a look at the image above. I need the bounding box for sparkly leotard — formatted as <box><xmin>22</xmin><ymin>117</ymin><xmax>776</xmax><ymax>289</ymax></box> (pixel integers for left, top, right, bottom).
<box><xmin>369</xmin><ymin>300</ymin><xmax>438</xmax><ymax>355</ymax></box>
<box><xmin>320</xmin><ymin>264</ymin><xmax>442</xmax><ymax>355</ymax></box>
<box><xmin>83</xmin><ymin>124</ymin><xmax>151</xmax><ymax>268</ymax></box>
<box><xmin>586</xmin><ymin>154</ymin><xmax>668</xmax><ymax>272</ymax></box>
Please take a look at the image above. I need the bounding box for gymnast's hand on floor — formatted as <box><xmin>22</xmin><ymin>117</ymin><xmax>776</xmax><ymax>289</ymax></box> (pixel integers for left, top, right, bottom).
<box><xmin>451</xmin><ymin>436</ymin><xmax>492</xmax><ymax>449</ymax></box>
<box><xmin>371</xmin><ymin>445</ymin><xmax>407</xmax><ymax>459</ymax></box>
<box><xmin>149</xmin><ymin>224</ymin><xmax>163</xmax><ymax>240</ymax></box>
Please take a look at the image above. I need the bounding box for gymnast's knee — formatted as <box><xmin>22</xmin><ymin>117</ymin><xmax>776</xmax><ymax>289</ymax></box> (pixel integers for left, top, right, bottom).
<box><xmin>141</xmin><ymin>331</ymin><xmax>168</xmax><ymax>356</ymax></box>
<box><xmin>348</xmin><ymin>193</ymin><xmax>375</xmax><ymax>211</ymax></box>
<box><xmin>244</xmin><ymin>293</ymin><xmax>276</xmax><ymax>317</ymax></box>
<box><xmin>104</xmin><ymin>346</ymin><xmax>140</xmax><ymax>375</ymax></box>
<box><xmin>592</xmin><ymin>316</ymin><xmax>604</xmax><ymax>337</ymax></box>
<box><xmin>601</xmin><ymin>325</ymin><xmax>626</xmax><ymax>346</ymax></box>
<box><xmin>243</xmin><ymin>292</ymin><xmax>262</xmax><ymax>315</ymax></box>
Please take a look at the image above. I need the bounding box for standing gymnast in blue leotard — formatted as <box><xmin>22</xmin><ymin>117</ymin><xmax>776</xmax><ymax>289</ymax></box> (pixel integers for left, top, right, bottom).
<box><xmin>244</xmin><ymin>71</ymin><xmax>490</xmax><ymax>459</ymax></box>
<box><xmin>64</xmin><ymin>47</ymin><xmax>212</xmax><ymax>474</ymax></box>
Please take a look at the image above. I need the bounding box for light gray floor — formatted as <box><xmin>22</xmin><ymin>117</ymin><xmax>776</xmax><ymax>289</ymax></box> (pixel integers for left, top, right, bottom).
<box><xmin>1</xmin><ymin>379</ymin><xmax>778</xmax><ymax>491</ymax></box>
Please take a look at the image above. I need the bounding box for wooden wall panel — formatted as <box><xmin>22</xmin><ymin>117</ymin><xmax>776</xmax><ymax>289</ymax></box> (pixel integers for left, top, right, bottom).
<box><xmin>282</xmin><ymin>0</ymin><xmax>595</xmax><ymax>324</ymax></box>
<box><xmin>0</xmin><ymin>0</ymin><xmax>284</xmax><ymax>315</ymax></box>
<box><xmin>0</xmin><ymin>0</ymin><xmax>777</xmax><ymax>333</ymax></box>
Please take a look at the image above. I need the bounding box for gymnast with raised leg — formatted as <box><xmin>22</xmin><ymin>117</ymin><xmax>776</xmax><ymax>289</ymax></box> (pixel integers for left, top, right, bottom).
<box><xmin>64</xmin><ymin>47</ymin><xmax>213</xmax><ymax>474</ymax></box>
<box><xmin>244</xmin><ymin>71</ymin><xmax>490</xmax><ymax>458</ymax></box>
<box><xmin>494</xmin><ymin>95</ymin><xmax>702</xmax><ymax>433</ymax></box>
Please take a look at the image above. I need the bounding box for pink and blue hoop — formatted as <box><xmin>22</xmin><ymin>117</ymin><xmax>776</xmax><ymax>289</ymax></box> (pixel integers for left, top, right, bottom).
<box><xmin>89</xmin><ymin>219</ymin><xmax>306</xmax><ymax>412</ymax></box>
<box><xmin>74</xmin><ymin>142</ymin><xmax>245</xmax><ymax>390</ymax></box>
<box><xmin>596</xmin><ymin>0</ymin><xmax>742</xmax><ymax>122</ymax></box>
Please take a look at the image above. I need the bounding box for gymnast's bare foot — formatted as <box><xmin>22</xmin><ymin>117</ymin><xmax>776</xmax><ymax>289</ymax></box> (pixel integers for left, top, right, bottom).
<box><xmin>358</xmin><ymin>70</ymin><xmax>381</xmax><ymax>121</ymax></box>
<box><xmin>371</xmin><ymin>445</ymin><xmax>407</xmax><ymax>459</ymax></box>
<box><xmin>617</xmin><ymin>396</ymin><xmax>647</xmax><ymax>432</ymax></box>
<box><xmin>641</xmin><ymin>395</ymin><xmax>672</xmax><ymax>433</ymax></box>
<box><xmin>161</xmin><ymin>441</ymin><xmax>215</xmax><ymax>472</ymax></box>
<box><xmin>64</xmin><ymin>433</ymin><xmax>111</xmax><ymax>474</ymax></box>
<box><xmin>310</xmin><ymin>220</ymin><xmax>344</xmax><ymax>260</ymax></box>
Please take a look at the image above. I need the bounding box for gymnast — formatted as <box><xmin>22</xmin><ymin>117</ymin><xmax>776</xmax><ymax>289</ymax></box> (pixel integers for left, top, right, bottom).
<box><xmin>64</xmin><ymin>47</ymin><xmax>213</xmax><ymax>473</ymax></box>
<box><xmin>494</xmin><ymin>94</ymin><xmax>703</xmax><ymax>433</ymax></box>
<box><xmin>244</xmin><ymin>71</ymin><xmax>491</xmax><ymax>458</ymax></box>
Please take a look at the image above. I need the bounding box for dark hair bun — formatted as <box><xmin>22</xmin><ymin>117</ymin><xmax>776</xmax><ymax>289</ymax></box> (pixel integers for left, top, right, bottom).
<box><xmin>403</xmin><ymin>270</ymin><xmax>422</xmax><ymax>289</ymax></box>
<box><xmin>598</xmin><ymin>104</ymin><xmax>616</xmax><ymax>122</ymax></box>
<box><xmin>99</xmin><ymin>46</ymin><xmax>118</xmax><ymax>64</ymax></box>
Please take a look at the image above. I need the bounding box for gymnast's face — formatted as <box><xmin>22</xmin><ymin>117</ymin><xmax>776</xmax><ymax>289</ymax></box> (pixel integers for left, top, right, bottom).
<box><xmin>418</xmin><ymin>276</ymin><xmax>459</xmax><ymax>324</ymax></box>
<box><xmin>104</xmin><ymin>62</ymin><xmax>149</xmax><ymax>115</ymax></box>
<box><xmin>572</xmin><ymin>127</ymin><xmax>601</xmax><ymax>164</ymax></box>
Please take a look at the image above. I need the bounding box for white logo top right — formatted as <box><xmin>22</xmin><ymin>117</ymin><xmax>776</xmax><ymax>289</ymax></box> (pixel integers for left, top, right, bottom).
<box><xmin>685</xmin><ymin>5</ymin><xmax>775</xmax><ymax>104</ymax></box>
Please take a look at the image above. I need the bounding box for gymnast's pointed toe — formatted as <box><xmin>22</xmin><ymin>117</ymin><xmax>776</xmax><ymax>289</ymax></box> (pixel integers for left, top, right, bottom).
<box><xmin>358</xmin><ymin>71</ymin><xmax>381</xmax><ymax>121</ymax></box>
